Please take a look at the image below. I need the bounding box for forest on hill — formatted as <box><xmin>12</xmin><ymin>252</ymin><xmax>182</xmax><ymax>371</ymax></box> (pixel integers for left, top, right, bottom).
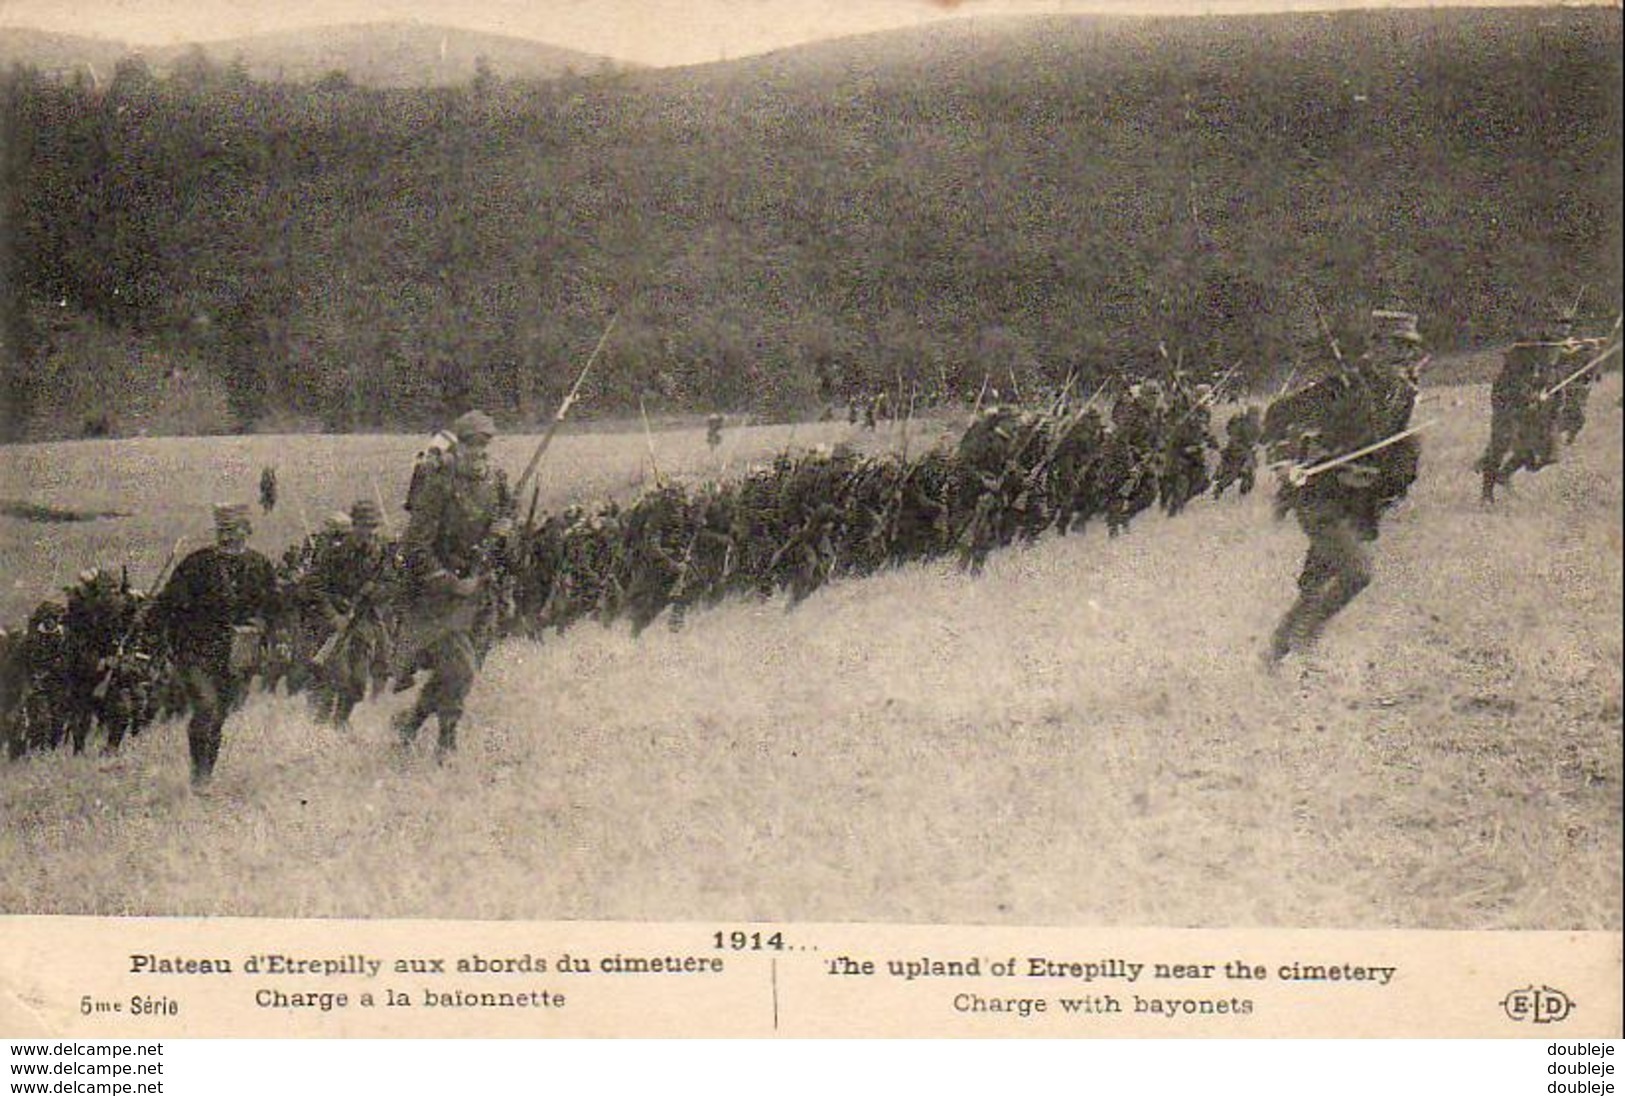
<box><xmin>0</xmin><ymin>6</ymin><xmax>1619</xmax><ymax>439</ymax></box>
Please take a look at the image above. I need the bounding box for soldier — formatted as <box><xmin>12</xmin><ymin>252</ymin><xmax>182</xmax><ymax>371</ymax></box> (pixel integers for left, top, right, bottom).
<box><xmin>406</xmin><ymin>426</ymin><xmax>460</xmax><ymax>514</ymax></box>
<box><xmin>307</xmin><ymin>501</ymin><xmax>394</xmax><ymax>727</ymax></box>
<box><xmin>391</xmin><ymin>410</ymin><xmax>513</xmax><ymax>762</ymax></box>
<box><xmin>1101</xmin><ymin>381</ymin><xmax>1161</xmax><ymax>538</ymax></box>
<box><xmin>1212</xmin><ymin>406</ymin><xmax>1263</xmax><ymax>498</ymax></box>
<box><xmin>258</xmin><ymin>466</ymin><xmax>278</xmax><ymax>514</ymax></box>
<box><xmin>1476</xmin><ymin>308</ymin><xmax>1576</xmax><ymax>503</ymax></box>
<box><xmin>706</xmin><ymin>412</ymin><xmax>725</xmax><ymax>450</ymax></box>
<box><xmin>0</xmin><ymin>626</ymin><xmax>22</xmax><ymax>758</ymax></box>
<box><xmin>153</xmin><ymin>503</ymin><xmax>278</xmax><ymax>790</ymax></box>
<box><xmin>1262</xmin><ymin>309</ymin><xmax>1426</xmax><ymax>665</ymax></box>
<box><xmin>1553</xmin><ymin>332</ymin><xmax>1602</xmax><ymax>446</ymax></box>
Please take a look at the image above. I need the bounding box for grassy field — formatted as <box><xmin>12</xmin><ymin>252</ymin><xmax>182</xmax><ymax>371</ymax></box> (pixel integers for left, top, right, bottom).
<box><xmin>0</xmin><ymin>378</ymin><xmax>1619</xmax><ymax>929</ymax></box>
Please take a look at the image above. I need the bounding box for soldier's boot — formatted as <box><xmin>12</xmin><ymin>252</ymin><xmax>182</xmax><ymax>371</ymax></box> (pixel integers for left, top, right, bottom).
<box><xmin>434</xmin><ymin>716</ymin><xmax>459</xmax><ymax>766</ymax></box>
<box><xmin>190</xmin><ymin>746</ymin><xmax>217</xmax><ymax>794</ymax></box>
<box><xmin>1264</xmin><ymin>614</ymin><xmax>1298</xmax><ymax>668</ymax></box>
<box><xmin>1266</xmin><ymin>591</ymin><xmax>1325</xmax><ymax>667</ymax></box>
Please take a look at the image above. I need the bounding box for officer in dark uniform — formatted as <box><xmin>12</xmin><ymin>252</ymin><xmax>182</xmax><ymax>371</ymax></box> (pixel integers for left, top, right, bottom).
<box><xmin>392</xmin><ymin>410</ymin><xmax>513</xmax><ymax>762</ymax></box>
<box><xmin>154</xmin><ymin>503</ymin><xmax>278</xmax><ymax>789</ymax></box>
<box><xmin>1262</xmin><ymin>309</ymin><xmax>1426</xmax><ymax>665</ymax></box>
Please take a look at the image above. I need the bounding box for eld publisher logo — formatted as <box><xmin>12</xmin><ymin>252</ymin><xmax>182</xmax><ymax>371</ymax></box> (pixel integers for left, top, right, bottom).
<box><xmin>1502</xmin><ymin>985</ymin><xmax>1575</xmax><ymax>1024</ymax></box>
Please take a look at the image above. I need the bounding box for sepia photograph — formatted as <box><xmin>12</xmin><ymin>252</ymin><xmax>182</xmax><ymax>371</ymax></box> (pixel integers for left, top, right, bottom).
<box><xmin>0</xmin><ymin>0</ymin><xmax>1619</xmax><ymax>954</ymax></box>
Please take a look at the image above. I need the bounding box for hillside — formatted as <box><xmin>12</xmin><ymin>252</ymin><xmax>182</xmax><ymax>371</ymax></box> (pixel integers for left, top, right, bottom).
<box><xmin>148</xmin><ymin>22</ymin><xmax>625</xmax><ymax>86</ymax></box>
<box><xmin>0</xmin><ymin>23</ymin><xmax>621</xmax><ymax>86</ymax></box>
<box><xmin>0</xmin><ymin>27</ymin><xmax>126</xmax><ymax>83</ymax></box>
<box><xmin>0</xmin><ymin>374</ymin><xmax>1618</xmax><ymax>927</ymax></box>
<box><xmin>1</xmin><ymin>6</ymin><xmax>1620</xmax><ymax>439</ymax></box>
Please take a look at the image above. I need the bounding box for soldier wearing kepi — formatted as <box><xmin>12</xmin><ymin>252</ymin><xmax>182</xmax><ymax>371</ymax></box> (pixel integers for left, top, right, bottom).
<box><xmin>308</xmin><ymin>500</ymin><xmax>395</xmax><ymax>727</ymax></box>
<box><xmin>392</xmin><ymin>410</ymin><xmax>513</xmax><ymax>762</ymax></box>
<box><xmin>1262</xmin><ymin>309</ymin><xmax>1427</xmax><ymax>666</ymax></box>
<box><xmin>153</xmin><ymin>503</ymin><xmax>278</xmax><ymax>790</ymax></box>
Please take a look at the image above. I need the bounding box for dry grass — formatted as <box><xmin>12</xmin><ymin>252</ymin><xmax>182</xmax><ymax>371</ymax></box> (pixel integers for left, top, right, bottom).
<box><xmin>0</xmin><ymin>380</ymin><xmax>1619</xmax><ymax>929</ymax></box>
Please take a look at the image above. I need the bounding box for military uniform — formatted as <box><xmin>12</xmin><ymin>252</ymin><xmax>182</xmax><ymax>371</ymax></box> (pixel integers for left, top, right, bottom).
<box><xmin>1212</xmin><ymin>406</ymin><xmax>1262</xmax><ymax>498</ymax></box>
<box><xmin>1477</xmin><ymin>314</ymin><xmax>1574</xmax><ymax>503</ymax></box>
<box><xmin>1263</xmin><ymin>310</ymin><xmax>1425</xmax><ymax>664</ymax></box>
<box><xmin>307</xmin><ymin>502</ymin><xmax>394</xmax><ymax>726</ymax></box>
<box><xmin>1554</xmin><ymin>355</ymin><xmax>1598</xmax><ymax>445</ymax></box>
<box><xmin>258</xmin><ymin>466</ymin><xmax>278</xmax><ymax>514</ymax></box>
<box><xmin>154</xmin><ymin>504</ymin><xmax>278</xmax><ymax>788</ymax></box>
<box><xmin>392</xmin><ymin>411</ymin><xmax>512</xmax><ymax>761</ymax></box>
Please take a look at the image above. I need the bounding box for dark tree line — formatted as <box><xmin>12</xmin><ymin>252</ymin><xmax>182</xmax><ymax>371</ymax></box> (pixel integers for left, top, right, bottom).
<box><xmin>0</xmin><ymin>6</ymin><xmax>1619</xmax><ymax>440</ymax></box>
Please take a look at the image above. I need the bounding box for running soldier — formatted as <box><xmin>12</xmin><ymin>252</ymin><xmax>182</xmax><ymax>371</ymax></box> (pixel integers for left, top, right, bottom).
<box><xmin>153</xmin><ymin>503</ymin><xmax>278</xmax><ymax>789</ymax></box>
<box><xmin>1475</xmin><ymin>308</ymin><xmax>1585</xmax><ymax>503</ymax></box>
<box><xmin>1212</xmin><ymin>406</ymin><xmax>1263</xmax><ymax>498</ymax></box>
<box><xmin>1262</xmin><ymin>309</ymin><xmax>1426</xmax><ymax>665</ymax></box>
<box><xmin>392</xmin><ymin>411</ymin><xmax>513</xmax><ymax>762</ymax></box>
<box><xmin>307</xmin><ymin>501</ymin><xmax>395</xmax><ymax>727</ymax></box>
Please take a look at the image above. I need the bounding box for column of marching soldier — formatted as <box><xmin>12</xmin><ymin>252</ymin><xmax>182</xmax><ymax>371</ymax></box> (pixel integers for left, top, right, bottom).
<box><xmin>0</xmin><ymin>307</ymin><xmax>1615</xmax><ymax>785</ymax></box>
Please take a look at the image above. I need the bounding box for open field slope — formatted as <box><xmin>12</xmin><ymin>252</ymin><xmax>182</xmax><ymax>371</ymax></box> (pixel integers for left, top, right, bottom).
<box><xmin>3</xmin><ymin>6</ymin><xmax>1619</xmax><ymax>437</ymax></box>
<box><xmin>0</xmin><ymin>379</ymin><xmax>1620</xmax><ymax>928</ymax></box>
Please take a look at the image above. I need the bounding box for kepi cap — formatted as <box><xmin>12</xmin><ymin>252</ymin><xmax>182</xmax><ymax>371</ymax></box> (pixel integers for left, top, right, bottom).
<box><xmin>213</xmin><ymin>502</ymin><xmax>252</xmax><ymax>536</ymax></box>
<box><xmin>350</xmin><ymin>500</ymin><xmax>383</xmax><ymax>528</ymax></box>
<box><xmin>450</xmin><ymin>410</ymin><xmax>497</xmax><ymax>443</ymax></box>
<box><xmin>1370</xmin><ymin>309</ymin><xmax>1423</xmax><ymax>344</ymax></box>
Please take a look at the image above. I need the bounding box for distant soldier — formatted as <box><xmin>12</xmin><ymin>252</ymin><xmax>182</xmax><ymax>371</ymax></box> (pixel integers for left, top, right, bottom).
<box><xmin>1476</xmin><ymin>308</ymin><xmax>1576</xmax><ymax>503</ymax></box>
<box><xmin>0</xmin><ymin>626</ymin><xmax>23</xmax><ymax>758</ymax></box>
<box><xmin>153</xmin><ymin>503</ymin><xmax>278</xmax><ymax>790</ymax></box>
<box><xmin>1212</xmin><ymin>406</ymin><xmax>1263</xmax><ymax>498</ymax></box>
<box><xmin>1101</xmin><ymin>381</ymin><xmax>1161</xmax><ymax>537</ymax></box>
<box><xmin>391</xmin><ymin>411</ymin><xmax>513</xmax><ymax>762</ymax></box>
<box><xmin>1554</xmin><ymin>365</ymin><xmax>1599</xmax><ymax>445</ymax></box>
<box><xmin>406</xmin><ymin>427</ymin><xmax>460</xmax><ymax>514</ymax></box>
<box><xmin>1157</xmin><ymin>375</ymin><xmax>1216</xmax><ymax>516</ymax></box>
<box><xmin>62</xmin><ymin>567</ymin><xmax>147</xmax><ymax>754</ymax></box>
<box><xmin>706</xmin><ymin>412</ymin><xmax>725</xmax><ymax>450</ymax></box>
<box><xmin>258</xmin><ymin>466</ymin><xmax>278</xmax><ymax>515</ymax></box>
<box><xmin>1552</xmin><ymin>321</ymin><xmax>1606</xmax><ymax>445</ymax></box>
<box><xmin>1262</xmin><ymin>309</ymin><xmax>1426</xmax><ymax>665</ymax></box>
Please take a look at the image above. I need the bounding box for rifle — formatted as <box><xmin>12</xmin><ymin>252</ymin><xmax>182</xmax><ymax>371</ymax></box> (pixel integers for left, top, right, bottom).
<box><xmin>972</xmin><ymin>373</ymin><xmax>991</xmax><ymax>415</ymax></box>
<box><xmin>1285</xmin><ymin>419</ymin><xmax>1437</xmax><ymax>486</ymax></box>
<box><xmin>638</xmin><ymin>395</ymin><xmax>664</xmax><ymax>486</ymax></box>
<box><xmin>311</xmin><ymin>545</ymin><xmax>397</xmax><ymax>670</ymax></box>
<box><xmin>370</xmin><ymin>476</ymin><xmax>395</xmax><ymax>536</ymax></box>
<box><xmin>92</xmin><ymin>537</ymin><xmax>185</xmax><ymax>700</ymax></box>
<box><xmin>1541</xmin><ymin>340</ymin><xmax>1621</xmax><ymax>402</ymax></box>
<box><xmin>1308</xmin><ymin>288</ymin><xmax>1344</xmax><ymax>366</ymax></box>
<box><xmin>515</xmin><ymin>313</ymin><xmax>619</xmax><ymax>499</ymax></box>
